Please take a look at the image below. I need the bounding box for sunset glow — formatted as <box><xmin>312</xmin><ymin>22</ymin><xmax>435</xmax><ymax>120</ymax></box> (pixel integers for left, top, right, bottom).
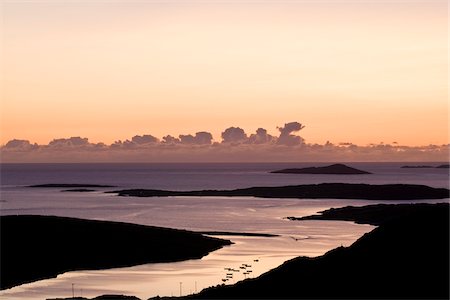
<box><xmin>1</xmin><ymin>1</ymin><xmax>448</xmax><ymax>150</ymax></box>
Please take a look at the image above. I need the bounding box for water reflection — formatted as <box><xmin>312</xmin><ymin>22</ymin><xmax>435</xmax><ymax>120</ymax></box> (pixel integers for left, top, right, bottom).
<box><xmin>2</xmin><ymin>191</ymin><xmax>439</xmax><ymax>300</ymax></box>
<box><xmin>0</xmin><ymin>222</ymin><xmax>373</xmax><ymax>300</ymax></box>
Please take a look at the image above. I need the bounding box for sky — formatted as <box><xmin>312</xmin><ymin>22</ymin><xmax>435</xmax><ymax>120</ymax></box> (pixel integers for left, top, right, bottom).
<box><xmin>1</xmin><ymin>0</ymin><xmax>448</xmax><ymax>159</ymax></box>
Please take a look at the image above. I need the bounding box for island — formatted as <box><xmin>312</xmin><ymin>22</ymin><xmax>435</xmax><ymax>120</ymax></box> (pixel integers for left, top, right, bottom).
<box><xmin>270</xmin><ymin>163</ymin><xmax>371</xmax><ymax>174</ymax></box>
<box><xmin>61</xmin><ymin>188</ymin><xmax>97</xmax><ymax>192</ymax></box>
<box><xmin>401</xmin><ymin>164</ymin><xmax>449</xmax><ymax>169</ymax></box>
<box><xmin>400</xmin><ymin>165</ymin><xmax>433</xmax><ymax>168</ymax></box>
<box><xmin>437</xmin><ymin>164</ymin><xmax>450</xmax><ymax>168</ymax></box>
<box><xmin>109</xmin><ymin>183</ymin><xmax>449</xmax><ymax>200</ymax></box>
<box><xmin>0</xmin><ymin>215</ymin><xmax>231</xmax><ymax>290</ymax></box>
<box><xmin>183</xmin><ymin>203</ymin><xmax>449</xmax><ymax>299</ymax></box>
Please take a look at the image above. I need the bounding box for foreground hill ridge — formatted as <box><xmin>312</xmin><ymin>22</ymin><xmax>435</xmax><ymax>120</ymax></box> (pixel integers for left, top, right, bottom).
<box><xmin>185</xmin><ymin>202</ymin><xmax>449</xmax><ymax>299</ymax></box>
<box><xmin>1</xmin><ymin>215</ymin><xmax>231</xmax><ymax>290</ymax></box>
<box><xmin>270</xmin><ymin>163</ymin><xmax>371</xmax><ymax>174</ymax></box>
<box><xmin>110</xmin><ymin>183</ymin><xmax>449</xmax><ymax>200</ymax></box>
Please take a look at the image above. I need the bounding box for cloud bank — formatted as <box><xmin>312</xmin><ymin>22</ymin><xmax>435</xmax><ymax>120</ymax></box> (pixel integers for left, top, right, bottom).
<box><xmin>1</xmin><ymin>122</ymin><xmax>448</xmax><ymax>162</ymax></box>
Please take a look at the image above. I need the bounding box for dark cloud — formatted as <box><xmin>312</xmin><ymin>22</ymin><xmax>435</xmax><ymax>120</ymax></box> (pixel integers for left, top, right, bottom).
<box><xmin>110</xmin><ymin>140</ymin><xmax>124</xmax><ymax>149</ymax></box>
<box><xmin>194</xmin><ymin>132</ymin><xmax>213</xmax><ymax>145</ymax></box>
<box><xmin>3</xmin><ymin>139</ymin><xmax>37</xmax><ymax>151</ymax></box>
<box><xmin>48</xmin><ymin>137</ymin><xmax>89</xmax><ymax>148</ymax></box>
<box><xmin>179</xmin><ymin>132</ymin><xmax>213</xmax><ymax>145</ymax></box>
<box><xmin>277</xmin><ymin>122</ymin><xmax>305</xmax><ymax>146</ymax></box>
<box><xmin>2</xmin><ymin>121</ymin><xmax>448</xmax><ymax>162</ymax></box>
<box><xmin>248</xmin><ymin>128</ymin><xmax>275</xmax><ymax>144</ymax></box>
<box><xmin>131</xmin><ymin>135</ymin><xmax>159</xmax><ymax>144</ymax></box>
<box><xmin>221</xmin><ymin>127</ymin><xmax>247</xmax><ymax>143</ymax></box>
<box><xmin>162</xmin><ymin>135</ymin><xmax>181</xmax><ymax>144</ymax></box>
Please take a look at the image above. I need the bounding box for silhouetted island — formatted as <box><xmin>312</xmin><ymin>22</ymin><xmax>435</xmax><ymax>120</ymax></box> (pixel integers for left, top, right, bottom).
<box><xmin>110</xmin><ymin>183</ymin><xmax>449</xmax><ymax>200</ymax></box>
<box><xmin>401</xmin><ymin>165</ymin><xmax>433</xmax><ymax>168</ymax></box>
<box><xmin>175</xmin><ymin>203</ymin><xmax>449</xmax><ymax>299</ymax></box>
<box><xmin>29</xmin><ymin>184</ymin><xmax>115</xmax><ymax>188</ymax></box>
<box><xmin>270</xmin><ymin>163</ymin><xmax>371</xmax><ymax>174</ymax></box>
<box><xmin>0</xmin><ymin>215</ymin><xmax>231</xmax><ymax>290</ymax></box>
<box><xmin>61</xmin><ymin>188</ymin><xmax>97</xmax><ymax>192</ymax></box>
<box><xmin>401</xmin><ymin>164</ymin><xmax>449</xmax><ymax>169</ymax></box>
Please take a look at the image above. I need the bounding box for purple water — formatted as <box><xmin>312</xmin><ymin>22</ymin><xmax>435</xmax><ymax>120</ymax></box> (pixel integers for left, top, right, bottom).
<box><xmin>0</xmin><ymin>162</ymin><xmax>448</xmax><ymax>299</ymax></box>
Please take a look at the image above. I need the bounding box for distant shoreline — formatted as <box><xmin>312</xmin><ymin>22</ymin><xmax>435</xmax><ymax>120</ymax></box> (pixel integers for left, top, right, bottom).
<box><xmin>109</xmin><ymin>183</ymin><xmax>449</xmax><ymax>200</ymax></box>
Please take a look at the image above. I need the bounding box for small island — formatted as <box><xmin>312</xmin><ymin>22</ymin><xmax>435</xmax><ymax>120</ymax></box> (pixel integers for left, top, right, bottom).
<box><xmin>1</xmin><ymin>215</ymin><xmax>231</xmax><ymax>290</ymax></box>
<box><xmin>400</xmin><ymin>165</ymin><xmax>433</xmax><ymax>169</ymax></box>
<box><xmin>401</xmin><ymin>164</ymin><xmax>450</xmax><ymax>169</ymax></box>
<box><xmin>270</xmin><ymin>164</ymin><xmax>371</xmax><ymax>175</ymax></box>
<box><xmin>437</xmin><ymin>164</ymin><xmax>450</xmax><ymax>168</ymax></box>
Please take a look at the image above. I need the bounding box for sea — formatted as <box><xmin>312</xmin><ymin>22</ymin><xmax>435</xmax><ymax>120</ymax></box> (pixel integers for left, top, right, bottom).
<box><xmin>0</xmin><ymin>162</ymin><xmax>448</xmax><ymax>300</ymax></box>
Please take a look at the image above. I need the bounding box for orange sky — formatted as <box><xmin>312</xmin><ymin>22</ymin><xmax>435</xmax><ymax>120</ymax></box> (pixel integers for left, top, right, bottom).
<box><xmin>1</xmin><ymin>1</ymin><xmax>448</xmax><ymax>146</ymax></box>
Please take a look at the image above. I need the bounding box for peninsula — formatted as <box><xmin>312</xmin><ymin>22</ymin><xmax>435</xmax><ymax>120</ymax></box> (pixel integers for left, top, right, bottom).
<box><xmin>0</xmin><ymin>215</ymin><xmax>231</xmax><ymax>290</ymax></box>
<box><xmin>110</xmin><ymin>183</ymin><xmax>449</xmax><ymax>200</ymax></box>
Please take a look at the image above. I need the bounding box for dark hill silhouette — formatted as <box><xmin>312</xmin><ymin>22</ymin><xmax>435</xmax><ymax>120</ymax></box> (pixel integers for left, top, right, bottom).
<box><xmin>111</xmin><ymin>183</ymin><xmax>449</xmax><ymax>200</ymax></box>
<box><xmin>437</xmin><ymin>164</ymin><xmax>449</xmax><ymax>168</ymax></box>
<box><xmin>186</xmin><ymin>203</ymin><xmax>449</xmax><ymax>299</ymax></box>
<box><xmin>0</xmin><ymin>215</ymin><xmax>231</xmax><ymax>290</ymax></box>
<box><xmin>287</xmin><ymin>202</ymin><xmax>450</xmax><ymax>225</ymax></box>
<box><xmin>401</xmin><ymin>165</ymin><xmax>433</xmax><ymax>168</ymax></box>
<box><xmin>270</xmin><ymin>163</ymin><xmax>371</xmax><ymax>174</ymax></box>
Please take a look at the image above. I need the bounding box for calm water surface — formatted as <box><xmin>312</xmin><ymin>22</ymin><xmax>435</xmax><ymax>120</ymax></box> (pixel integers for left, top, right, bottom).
<box><xmin>0</xmin><ymin>163</ymin><xmax>448</xmax><ymax>299</ymax></box>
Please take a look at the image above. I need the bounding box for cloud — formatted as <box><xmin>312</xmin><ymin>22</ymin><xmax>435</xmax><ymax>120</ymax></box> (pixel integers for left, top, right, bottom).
<box><xmin>193</xmin><ymin>131</ymin><xmax>213</xmax><ymax>145</ymax></box>
<box><xmin>131</xmin><ymin>135</ymin><xmax>159</xmax><ymax>144</ymax></box>
<box><xmin>277</xmin><ymin>122</ymin><xmax>305</xmax><ymax>146</ymax></box>
<box><xmin>3</xmin><ymin>139</ymin><xmax>37</xmax><ymax>151</ymax></box>
<box><xmin>179</xmin><ymin>132</ymin><xmax>213</xmax><ymax>145</ymax></box>
<box><xmin>1</xmin><ymin>121</ymin><xmax>448</xmax><ymax>162</ymax></box>
<box><xmin>162</xmin><ymin>135</ymin><xmax>180</xmax><ymax>144</ymax></box>
<box><xmin>248</xmin><ymin>128</ymin><xmax>275</xmax><ymax>144</ymax></box>
<box><xmin>48</xmin><ymin>137</ymin><xmax>89</xmax><ymax>148</ymax></box>
<box><xmin>221</xmin><ymin>127</ymin><xmax>247</xmax><ymax>143</ymax></box>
